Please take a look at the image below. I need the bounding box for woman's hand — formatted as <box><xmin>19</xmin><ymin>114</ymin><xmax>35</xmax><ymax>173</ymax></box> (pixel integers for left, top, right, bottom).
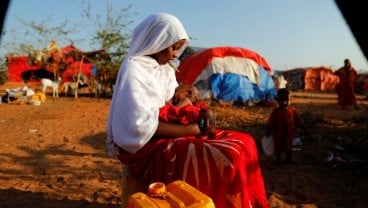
<box><xmin>155</xmin><ymin>109</ymin><xmax>215</xmax><ymax>138</ymax></box>
<box><xmin>197</xmin><ymin>109</ymin><xmax>215</xmax><ymax>136</ymax></box>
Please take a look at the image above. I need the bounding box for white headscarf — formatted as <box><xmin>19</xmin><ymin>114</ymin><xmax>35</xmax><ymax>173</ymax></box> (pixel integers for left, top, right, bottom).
<box><xmin>128</xmin><ymin>13</ymin><xmax>189</xmax><ymax>57</ymax></box>
<box><xmin>106</xmin><ymin>13</ymin><xmax>189</xmax><ymax>156</ymax></box>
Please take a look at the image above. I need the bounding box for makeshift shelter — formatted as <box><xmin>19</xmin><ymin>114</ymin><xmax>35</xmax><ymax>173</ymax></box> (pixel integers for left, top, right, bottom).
<box><xmin>6</xmin><ymin>43</ymin><xmax>108</xmax><ymax>83</ymax></box>
<box><xmin>279</xmin><ymin>67</ymin><xmax>340</xmax><ymax>91</ymax></box>
<box><xmin>304</xmin><ymin>67</ymin><xmax>339</xmax><ymax>91</ymax></box>
<box><xmin>176</xmin><ymin>46</ymin><xmax>276</xmax><ymax>104</ymax></box>
<box><xmin>7</xmin><ymin>56</ymin><xmax>41</xmax><ymax>82</ymax></box>
<box><xmin>279</xmin><ymin>68</ymin><xmax>306</xmax><ymax>91</ymax></box>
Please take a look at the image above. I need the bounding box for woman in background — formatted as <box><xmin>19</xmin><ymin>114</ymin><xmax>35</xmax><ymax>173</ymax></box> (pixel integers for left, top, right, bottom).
<box><xmin>334</xmin><ymin>58</ymin><xmax>360</xmax><ymax>110</ymax></box>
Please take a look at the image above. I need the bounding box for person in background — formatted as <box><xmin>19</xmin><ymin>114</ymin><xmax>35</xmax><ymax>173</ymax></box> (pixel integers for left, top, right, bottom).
<box><xmin>106</xmin><ymin>13</ymin><xmax>269</xmax><ymax>208</ymax></box>
<box><xmin>334</xmin><ymin>58</ymin><xmax>360</xmax><ymax>110</ymax></box>
<box><xmin>266</xmin><ymin>88</ymin><xmax>307</xmax><ymax>164</ymax></box>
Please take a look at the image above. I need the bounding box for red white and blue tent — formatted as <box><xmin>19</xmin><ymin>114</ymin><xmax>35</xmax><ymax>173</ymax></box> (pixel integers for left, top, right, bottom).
<box><xmin>176</xmin><ymin>46</ymin><xmax>277</xmax><ymax>104</ymax></box>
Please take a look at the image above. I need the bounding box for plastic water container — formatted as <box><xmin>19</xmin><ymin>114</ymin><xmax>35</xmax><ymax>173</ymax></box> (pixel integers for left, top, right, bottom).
<box><xmin>127</xmin><ymin>180</ymin><xmax>215</xmax><ymax>208</ymax></box>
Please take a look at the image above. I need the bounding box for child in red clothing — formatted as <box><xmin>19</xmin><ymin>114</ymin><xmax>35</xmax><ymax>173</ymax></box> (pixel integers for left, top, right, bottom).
<box><xmin>266</xmin><ymin>88</ymin><xmax>307</xmax><ymax>163</ymax></box>
<box><xmin>159</xmin><ymin>84</ymin><xmax>214</xmax><ymax>135</ymax></box>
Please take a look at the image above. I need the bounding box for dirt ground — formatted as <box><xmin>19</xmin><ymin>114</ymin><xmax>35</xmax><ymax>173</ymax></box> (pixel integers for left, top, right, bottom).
<box><xmin>0</xmin><ymin>82</ymin><xmax>367</xmax><ymax>208</ymax></box>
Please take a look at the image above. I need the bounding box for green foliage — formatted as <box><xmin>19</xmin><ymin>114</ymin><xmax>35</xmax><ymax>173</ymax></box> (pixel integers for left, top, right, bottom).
<box><xmin>0</xmin><ymin>59</ymin><xmax>7</xmax><ymax>85</ymax></box>
<box><xmin>79</xmin><ymin>2</ymin><xmax>134</xmax><ymax>87</ymax></box>
<box><xmin>0</xmin><ymin>57</ymin><xmax>7</xmax><ymax>84</ymax></box>
<box><xmin>85</xmin><ymin>3</ymin><xmax>133</xmax><ymax>66</ymax></box>
<box><xmin>0</xmin><ymin>70</ymin><xmax>7</xmax><ymax>85</ymax></box>
<box><xmin>2</xmin><ymin>14</ymin><xmax>78</xmax><ymax>56</ymax></box>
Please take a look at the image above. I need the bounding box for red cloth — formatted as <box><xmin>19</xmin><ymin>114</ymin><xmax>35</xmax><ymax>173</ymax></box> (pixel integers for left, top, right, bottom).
<box><xmin>334</xmin><ymin>66</ymin><xmax>357</xmax><ymax>108</ymax></box>
<box><xmin>176</xmin><ymin>46</ymin><xmax>272</xmax><ymax>85</ymax></box>
<box><xmin>118</xmin><ymin>102</ymin><xmax>269</xmax><ymax>208</ymax></box>
<box><xmin>266</xmin><ymin>106</ymin><xmax>304</xmax><ymax>152</ymax></box>
<box><xmin>158</xmin><ymin>101</ymin><xmax>208</xmax><ymax>124</ymax></box>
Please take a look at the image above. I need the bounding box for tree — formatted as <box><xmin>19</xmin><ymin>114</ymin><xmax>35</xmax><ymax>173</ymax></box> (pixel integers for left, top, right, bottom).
<box><xmin>2</xmin><ymin>14</ymin><xmax>79</xmax><ymax>57</ymax></box>
<box><xmin>1</xmin><ymin>1</ymin><xmax>134</xmax><ymax>87</ymax></box>
<box><xmin>80</xmin><ymin>1</ymin><xmax>135</xmax><ymax>92</ymax></box>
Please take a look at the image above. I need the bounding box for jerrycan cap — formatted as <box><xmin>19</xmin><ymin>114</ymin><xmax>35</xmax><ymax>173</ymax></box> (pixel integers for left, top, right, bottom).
<box><xmin>148</xmin><ymin>182</ymin><xmax>166</xmax><ymax>197</ymax></box>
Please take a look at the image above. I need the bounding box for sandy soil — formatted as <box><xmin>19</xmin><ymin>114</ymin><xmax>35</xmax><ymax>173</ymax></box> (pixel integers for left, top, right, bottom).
<box><xmin>0</xmin><ymin>82</ymin><xmax>367</xmax><ymax>208</ymax></box>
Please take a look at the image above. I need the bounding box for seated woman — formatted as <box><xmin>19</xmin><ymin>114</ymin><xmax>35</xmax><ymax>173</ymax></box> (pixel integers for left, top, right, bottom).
<box><xmin>106</xmin><ymin>13</ymin><xmax>269</xmax><ymax>208</ymax></box>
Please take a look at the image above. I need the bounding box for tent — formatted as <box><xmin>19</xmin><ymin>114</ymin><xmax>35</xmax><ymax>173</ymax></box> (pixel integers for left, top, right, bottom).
<box><xmin>277</xmin><ymin>68</ymin><xmax>306</xmax><ymax>91</ymax></box>
<box><xmin>6</xmin><ymin>44</ymin><xmax>108</xmax><ymax>83</ymax></box>
<box><xmin>278</xmin><ymin>67</ymin><xmax>339</xmax><ymax>91</ymax></box>
<box><xmin>304</xmin><ymin>66</ymin><xmax>339</xmax><ymax>91</ymax></box>
<box><xmin>176</xmin><ymin>46</ymin><xmax>276</xmax><ymax>104</ymax></box>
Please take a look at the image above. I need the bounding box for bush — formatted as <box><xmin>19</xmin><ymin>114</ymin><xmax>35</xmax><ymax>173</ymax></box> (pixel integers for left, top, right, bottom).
<box><xmin>0</xmin><ymin>70</ymin><xmax>7</xmax><ymax>85</ymax></box>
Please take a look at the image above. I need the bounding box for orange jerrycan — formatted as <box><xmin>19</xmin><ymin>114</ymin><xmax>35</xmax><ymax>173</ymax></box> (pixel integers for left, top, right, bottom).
<box><xmin>127</xmin><ymin>180</ymin><xmax>215</xmax><ymax>208</ymax></box>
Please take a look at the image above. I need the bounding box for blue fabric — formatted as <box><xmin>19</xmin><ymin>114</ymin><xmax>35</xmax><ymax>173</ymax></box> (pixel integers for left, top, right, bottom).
<box><xmin>210</xmin><ymin>67</ymin><xmax>276</xmax><ymax>102</ymax></box>
<box><xmin>254</xmin><ymin>66</ymin><xmax>277</xmax><ymax>101</ymax></box>
<box><xmin>92</xmin><ymin>65</ymin><xmax>98</xmax><ymax>76</ymax></box>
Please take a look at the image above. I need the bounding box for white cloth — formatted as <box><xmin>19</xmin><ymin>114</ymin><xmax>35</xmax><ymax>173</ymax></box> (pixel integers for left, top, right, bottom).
<box><xmin>194</xmin><ymin>56</ymin><xmax>261</xmax><ymax>85</ymax></box>
<box><xmin>107</xmin><ymin>13</ymin><xmax>189</xmax><ymax>155</ymax></box>
<box><xmin>128</xmin><ymin>13</ymin><xmax>188</xmax><ymax>57</ymax></box>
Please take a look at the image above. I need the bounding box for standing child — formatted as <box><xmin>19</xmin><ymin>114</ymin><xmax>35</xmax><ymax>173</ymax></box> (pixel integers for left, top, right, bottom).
<box><xmin>266</xmin><ymin>88</ymin><xmax>307</xmax><ymax>163</ymax></box>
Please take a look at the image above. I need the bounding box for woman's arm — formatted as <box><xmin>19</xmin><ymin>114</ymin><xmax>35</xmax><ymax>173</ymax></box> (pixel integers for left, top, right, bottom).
<box><xmin>155</xmin><ymin>122</ymin><xmax>201</xmax><ymax>137</ymax></box>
